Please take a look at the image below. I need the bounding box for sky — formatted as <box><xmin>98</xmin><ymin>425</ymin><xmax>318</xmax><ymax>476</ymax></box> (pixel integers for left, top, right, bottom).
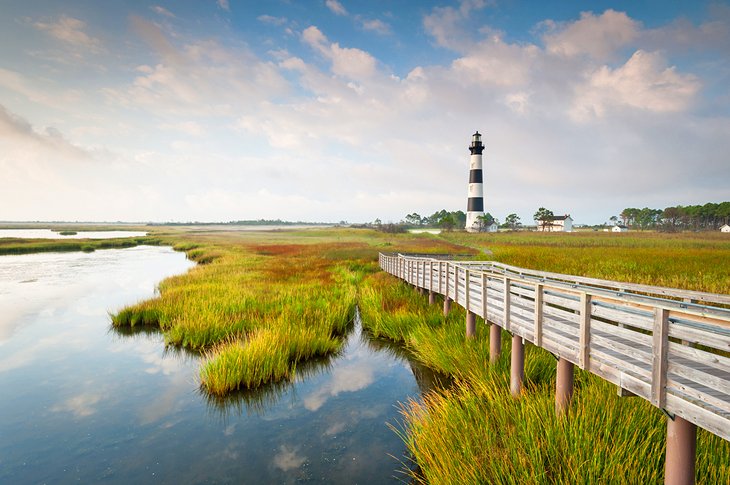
<box><xmin>1</xmin><ymin>0</ymin><xmax>729</xmax><ymax>224</ymax></box>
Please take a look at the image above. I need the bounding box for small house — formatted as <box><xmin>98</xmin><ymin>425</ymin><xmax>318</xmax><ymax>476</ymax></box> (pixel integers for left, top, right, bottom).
<box><xmin>721</xmin><ymin>224</ymin><xmax>730</xmax><ymax>233</ymax></box>
<box><xmin>612</xmin><ymin>225</ymin><xmax>629</xmax><ymax>233</ymax></box>
<box><xmin>543</xmin><ymin>214</ymin><xmax>573</xmax><ymax>232</ymax></box>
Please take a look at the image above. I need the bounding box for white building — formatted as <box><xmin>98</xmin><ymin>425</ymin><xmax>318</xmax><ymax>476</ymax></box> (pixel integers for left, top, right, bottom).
<box><xmin>612</xmin><ymin>225</ymin><xmax>629</xmax><ymax>233</ymax></box>
<box><xmin>541</xmin><ymin>214</ymin><xmax>573</xmax><ymax>232</ymax></box>
<box><xmin>721</xmin><ymin>224</ymin><xmax>730</xmax><ymax>233</ymax></box>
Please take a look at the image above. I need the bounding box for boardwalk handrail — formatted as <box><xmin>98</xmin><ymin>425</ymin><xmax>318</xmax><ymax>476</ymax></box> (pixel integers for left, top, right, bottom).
<box><xmin>379</xmin><ymin>252</ymin><xmax>730</xmax><ymax>445</ymax></box>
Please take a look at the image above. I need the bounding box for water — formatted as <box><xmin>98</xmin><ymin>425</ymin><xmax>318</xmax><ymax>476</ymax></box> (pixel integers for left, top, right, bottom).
<box><xmin>0</xmin><ymin>246</ymin><xmax>437</xmax><ymax>483</ymax></box>
<box><xmin>0</xmin><ymin>229</ymin><xmax>148</xmax><ymax>239</ymax></box>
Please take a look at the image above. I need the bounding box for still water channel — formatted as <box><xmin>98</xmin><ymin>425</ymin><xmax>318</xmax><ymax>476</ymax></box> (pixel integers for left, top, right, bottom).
<box><xmin>0</xmin><ymin>246</ymin><xmax>437</xmax><ymax>483</ymax></box>
<box><xmin>0</xmin><ymin>229</ymin><xmax>148</xmax><ymax>239</ymax></box>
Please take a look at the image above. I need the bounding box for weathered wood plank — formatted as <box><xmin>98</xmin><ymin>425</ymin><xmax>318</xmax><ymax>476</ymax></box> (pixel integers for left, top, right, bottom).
<box><xmin>651</xmin><ymin>308</ymin><xmax>670</xmax><ymax>408</ymax></box>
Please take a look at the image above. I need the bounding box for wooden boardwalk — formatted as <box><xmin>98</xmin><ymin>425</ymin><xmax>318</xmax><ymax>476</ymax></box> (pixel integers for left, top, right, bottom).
<box><xmin>378</xmin><ymin>253</ymin><xmax>730</xmax><ymax>445</ymax></box>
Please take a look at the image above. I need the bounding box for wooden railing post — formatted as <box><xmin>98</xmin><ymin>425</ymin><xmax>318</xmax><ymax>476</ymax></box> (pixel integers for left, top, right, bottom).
<box><xmin>465</xmin><ymin>269</ymin><xmax>476</xmax><ymax>338</ymax></box>
<box><xmin>503</xmin><ymin>277</ymin><xmax>511</xmax><ymax>332</ymax></box>
<box><xmin>652</xmin><ymin>308</ymin><xmax>670</xmax><ymax>408</ymax></box>
<box><xmin>454</xmin><ymin>266</ymin><xmax>460</xmax><ymax>307</ymax></box>
<box><xmin>481</xmin><ymin>273</ymin><xmax>488</xmax><ymax>321</ymax></box>
<box><xmin>534</xmin><ymin>283</ymin><xmax>543</xmax><ymax>347</ymax></box>
<box><xmin>443</xmin><ymin>262</ymin><xmax>451</xmax><ymax>317</ymax></box>
<box><xmin>579</xmin><ymin>293</ymin><xmax>592</xmax><ymax>370</ymax></box>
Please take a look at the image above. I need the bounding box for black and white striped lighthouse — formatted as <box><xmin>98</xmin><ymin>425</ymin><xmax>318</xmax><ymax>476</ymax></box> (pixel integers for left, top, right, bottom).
<box><xmin>465</xmin><ymin>131</ymin><xmax>485</xmax><ymax>232</ymax></box>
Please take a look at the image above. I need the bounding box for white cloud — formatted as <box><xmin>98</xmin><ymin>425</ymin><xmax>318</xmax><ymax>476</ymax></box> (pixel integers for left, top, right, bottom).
<box><xmin>104</xmin><ymin>17</ymin><xmax>289</xmax><ymax>116</ymax></box>
<box><xmin>33</xmin><ymin>15</ymin><xmax>101</xmax><ymax>51</ymax></box>
<box><xmin>542</xmin><ymin>10</ymin><xmax>640</xmax><ymax>60</ymax></box>
<box><xmin>258</xmin><ymin>15</ymin><xmax>287</xmax><ymax>26</ymax></box>
<box><xmin>451</xmin><ymin>33</ymin><xmax>539</xmax><ymax>87</ymax></box>
<box><xmin>151</xmin><ymin>6</ymin><xmax>175</xmax><ymax>18</ymax></box>
<box><xmin>423</xmin><ymin>0</ymin><xmax>488</xmax><ymax>50</ymax></box>
<box><xmin>361</xmin><ymin>18</ymin><xmax>390</xmax><ymax>35</ymax></box>
<box><xmin>325</xmin><ymin>0</ymin><xmax>347</xmax><ymax>16</ymax></box>
<box><xmin>217</xmin><ymin>0</ymin><xmax>230</xmax><ymax>12</ymax></box>
<box><xmin>302</xmin><ymin>26</ymin><xmax>377</xmax><ymax>80</ymax></box>
<box><xmin>571</xmin><ymin>50</ymin><xmax>701</xmax><ymax>120</ymax></box>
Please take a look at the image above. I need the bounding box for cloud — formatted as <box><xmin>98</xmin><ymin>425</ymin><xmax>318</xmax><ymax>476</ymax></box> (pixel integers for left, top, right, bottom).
<box><xmin>302</xmin><ymin>26</ymin><xmax>377</xmax><ymax>80</ymax></box>
<box><xmin>361</xmin><ymin>18</ymin><xmax>390</xmax><ymax>35</ymax></box>
<box><xmin>105</xmin><ymin>16</ymin><xmax>289</xmax><ymax>116</ymax></box>
<box><xmin>33</xmin><ymin>15</ymin><xmax>101</xmax><ymax>51</ymax></box>
<box><xmin>258</xmin><ymin>15</ymin><xmax>287</xmax><ymax>26</ymax></box>
<box><xmin>0</xmin><ymin>104</ymin><xmax>92</xmax><ymax>160</ymax></box>
<box><xmin>151</xmin><ymin>5</ymin><xmax>175</xmax><ymax>18</ymax></box>
<box><xmin>451</xmin><ymin>33</ymin><xmax>539</xmax><ymax>87</ymax></box>
<box><xmin>571</xmin><ymin>50</ymin><xmax>701</xmax><ymax>120</ymax></box>
<box><xmin>325</xmin><ymin>0</ymin><xmax>347</xmax><ymax>16</ymax></box>
<box><xmin>541</xmin><ymin>10</ymin><xmax>640</xmax><ymax>60</ymax></box>
<box><xmin>217</xmin><ymin>0</ymin><xmax>230</xmax><ymax>12</ymax></box>
<box><xmin>423</xmin><ymin>0</ymin><xmax>488</xmax><ymax>50</ymax></box>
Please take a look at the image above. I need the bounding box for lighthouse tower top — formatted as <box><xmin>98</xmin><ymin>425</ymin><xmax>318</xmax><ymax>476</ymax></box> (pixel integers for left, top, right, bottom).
<box><xmin>469</xmin><ymin>131</ymin><xmax>484</xmax><ymax>155</ymax></box>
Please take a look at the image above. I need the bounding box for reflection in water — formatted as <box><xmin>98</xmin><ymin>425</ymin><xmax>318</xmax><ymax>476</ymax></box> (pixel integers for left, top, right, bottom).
<box><xmin>203</xmin><ymin>353</ymin><xmax>338</xmax><ymax>419</ymax></box>
<box><xmin>0</xmin><ymin>248</ymin><xmax>447</xmax><ymax>484</ymax></box>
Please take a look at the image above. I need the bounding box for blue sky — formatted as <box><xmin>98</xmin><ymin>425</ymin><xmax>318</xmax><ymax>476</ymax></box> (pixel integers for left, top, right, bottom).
<box><xmin>1</xmin><ymin>0</ymin><xmax>728</xmax><ymax>224</ymax></box>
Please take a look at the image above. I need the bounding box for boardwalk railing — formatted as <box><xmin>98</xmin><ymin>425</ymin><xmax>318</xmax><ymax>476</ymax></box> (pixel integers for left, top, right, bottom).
<box><xmin>379</xmin><ymin>252</ymin><xmax>729</xmax><ymax>483</ymax></box>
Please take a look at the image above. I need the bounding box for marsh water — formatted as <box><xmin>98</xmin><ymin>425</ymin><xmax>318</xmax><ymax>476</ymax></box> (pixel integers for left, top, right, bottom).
<box><xmin>0</xmin><ymin>229</ymin><xmax>148</xmax><ymax>239</ymax></box>
<box><xmin>0</xmin><ymin>246</ymin><xmax>438</xmax><ymax>483</ymax></box>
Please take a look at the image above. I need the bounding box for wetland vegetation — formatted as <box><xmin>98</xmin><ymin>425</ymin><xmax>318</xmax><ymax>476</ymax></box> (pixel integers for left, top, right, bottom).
<box><xmin>6</xmin><ymin>226</ymin><xmax>730</xmax><ymax>482</ymax></box>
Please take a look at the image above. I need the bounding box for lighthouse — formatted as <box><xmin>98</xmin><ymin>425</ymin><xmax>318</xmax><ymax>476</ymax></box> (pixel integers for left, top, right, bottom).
<box><xmin>465</xmin><ymin>131</ymin><xmax>485</xmax><ymax>232</ymax></box>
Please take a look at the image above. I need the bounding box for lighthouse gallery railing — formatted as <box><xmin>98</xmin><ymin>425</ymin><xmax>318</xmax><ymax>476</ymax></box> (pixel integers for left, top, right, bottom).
<box><xmin>378</xmin><ymin>252</ymin><xmax>730</xmax><ymax>442</ymax></box>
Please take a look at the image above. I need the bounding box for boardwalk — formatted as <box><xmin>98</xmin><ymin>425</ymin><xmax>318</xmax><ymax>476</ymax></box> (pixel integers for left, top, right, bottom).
<box><xmin>379</xmin><ymin>252</ymin><xmax>729</xmax><ymax>484</ymax></box>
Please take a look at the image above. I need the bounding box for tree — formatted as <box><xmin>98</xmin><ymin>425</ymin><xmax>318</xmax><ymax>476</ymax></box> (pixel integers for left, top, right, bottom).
<box><xmin>609</xmin><ymin>215</ymin><xmax>618</xmax><ymax>226</ymax></box>
<box><xmin>504</xmin><ymin>213</ymin><xmax>521</xmax><ymax>230</ymax></box>
<box><xmin>438</xmin><ymin>214</ymin><xmax>457</xmax><ymax>231</ymax></box>
<box><xmin>404</xmin><ymin>212</ymin><xmax>423</xmax><ymax>226</ymax></box>
<box><xmin>476</xmin><ymin>213</ymin><xmax>496</xmax><ymax>232</ymax></box>
<box><xmin>533</xmin><ymin>207</ymin><xmax>554</xmax><ymax>231</ymax></box>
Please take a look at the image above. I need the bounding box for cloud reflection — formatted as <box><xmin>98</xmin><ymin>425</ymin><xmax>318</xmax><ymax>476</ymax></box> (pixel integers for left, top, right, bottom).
<box><xmin>303</xmin><ymin>362</ymin><xmax>375</xmax><ymax>411</ymax></box>
<box><xmin>273</xmin><ymin>445</ymin><xmax>307</xmax><ymax>472</ymax></box>
<box><xmin>51</xmin><ymin>392</ymin><xmax>103</xmax><ymax>418</ymax></box>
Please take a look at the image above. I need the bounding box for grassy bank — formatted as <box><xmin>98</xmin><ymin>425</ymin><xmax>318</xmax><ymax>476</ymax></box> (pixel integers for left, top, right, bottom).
<box><xmin>0</xmin><ymin>236</ymin><xmax>165</xmax><ymax>255</ymax></box>
<box><xmin>110</xmin><ymin>228</ymin><xmax>469</xmax><ymax>395</ymax></box>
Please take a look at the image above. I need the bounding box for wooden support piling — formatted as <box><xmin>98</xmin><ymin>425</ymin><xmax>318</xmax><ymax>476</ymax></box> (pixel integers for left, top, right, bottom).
<box><xmin>443</xmin><ymin>297</ymin><xmax>451</xmax><ymax>317</ymax></box>
<box><xmin>428</xmin><ymin>290</ymin><xmax>435</xmax><ymax>305</ymax></box>
<box><xmin>665</xmin><ymin>415</ymin><xmax>697</xmax><ymax>485</ymax></box>
<box><xmin>556</xmin><ymin>357</ymin><xmax>574</xmax><ymax>415</ymax></box>
<box><xmin>489</xmin><ymin>324</ymin><xmax>501</xmax><ymax>364</ymax></box>
<box><xmin>466</xmin><ymin>311</ymin><xmax>476</xmax><ymax>338</ymax></box>
<box><xmin>510</xmin><ymin>334</ymin><xmax>524</xmax><ymax>396</ymax></box>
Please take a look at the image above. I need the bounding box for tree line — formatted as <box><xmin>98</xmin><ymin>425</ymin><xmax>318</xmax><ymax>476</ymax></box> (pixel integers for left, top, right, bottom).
<box><xmin>617</xmin><ymin>202</ymin><xmax>730</xmax><ymax>231</ymax></box>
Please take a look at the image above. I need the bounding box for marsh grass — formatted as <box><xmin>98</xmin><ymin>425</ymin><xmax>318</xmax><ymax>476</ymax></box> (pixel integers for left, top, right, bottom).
<box><xmin>443</xmin><ymin>231</ymin><xmax>730</xmax><ymax>293</ymax></box>
<box><xmin>361</xmin><ymin>240</ymin><xmax>730</xmax><ymax>484</ymax></box>
<box><xmin>110</xmin><ymin>229</ymin><xmax>465</xmax><ymax>394</ymax></box>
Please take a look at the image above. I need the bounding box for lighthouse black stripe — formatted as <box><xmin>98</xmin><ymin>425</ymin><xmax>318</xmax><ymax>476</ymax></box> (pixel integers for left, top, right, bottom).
<box><xmin>469</xmin><ymin>169</ymin><xmax>483</xmax><ymax>183</ymax></box>
<box><xmin>467</xmin><ymin>198</ymin><xmax>483</xmax><ymax>212</ymax></box>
